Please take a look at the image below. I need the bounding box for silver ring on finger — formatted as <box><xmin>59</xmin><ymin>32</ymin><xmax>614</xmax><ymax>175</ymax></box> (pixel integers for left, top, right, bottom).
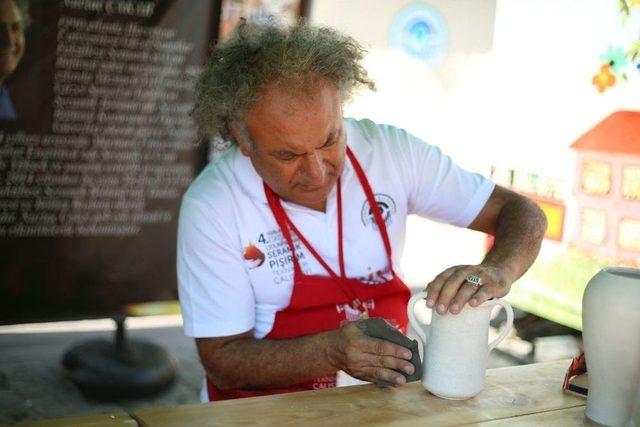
<box><xmin>465</xmin><ymin>274</ymin><xmax>483</xmax><ymax>288</ymax></box>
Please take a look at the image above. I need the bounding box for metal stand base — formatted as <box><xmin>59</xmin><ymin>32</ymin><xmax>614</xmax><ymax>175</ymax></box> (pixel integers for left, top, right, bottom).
<box><xmin>62</xmin><ymin>316</ymin><xmax>178</xmax><ymax>399</ymax></box>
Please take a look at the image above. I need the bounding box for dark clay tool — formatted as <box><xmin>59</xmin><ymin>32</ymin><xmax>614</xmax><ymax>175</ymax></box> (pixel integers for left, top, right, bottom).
<box><xmin>356</xmin><ymin>317</ymin><xmax>422</xmax><ymax>387</ymax></box>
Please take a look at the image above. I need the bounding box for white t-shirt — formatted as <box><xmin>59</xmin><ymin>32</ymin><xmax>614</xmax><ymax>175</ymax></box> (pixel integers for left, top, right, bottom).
<box><xmin>177</xmin><ymin>118</ymin><xmax>495</xmax><ymax>339</ymax></box>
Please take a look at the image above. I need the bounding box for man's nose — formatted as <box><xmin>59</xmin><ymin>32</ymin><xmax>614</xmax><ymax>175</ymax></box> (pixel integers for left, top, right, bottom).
<box><xmin>302</xmin><ymin>151</ymin><xmax>326</xmax><ymax>184</ymax></box>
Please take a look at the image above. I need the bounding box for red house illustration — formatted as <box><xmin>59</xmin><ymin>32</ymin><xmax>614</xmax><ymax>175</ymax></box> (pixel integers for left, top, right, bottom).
<box><xmin>571</xmin><ymin>110</ymin><xmax>640</xmax><ymax>265</ymax></box>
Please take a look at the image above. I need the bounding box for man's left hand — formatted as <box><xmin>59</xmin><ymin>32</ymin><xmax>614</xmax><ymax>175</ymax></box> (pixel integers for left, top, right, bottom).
<box><xmin>424</xmin><ymin>264</ymin><xmax>514</xmax><ymax>315</ymax></box>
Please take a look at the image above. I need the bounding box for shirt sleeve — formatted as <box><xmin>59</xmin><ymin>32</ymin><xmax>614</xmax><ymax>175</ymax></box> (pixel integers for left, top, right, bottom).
<box><xmin>383</xmin><ymin>125</ymin><xmax>495</xmax><ymax>227</ymax></box>
<box><xmin>177</xmin><ymin>195</ymin><xmax>255</xmax><ymax>338</ymax></box>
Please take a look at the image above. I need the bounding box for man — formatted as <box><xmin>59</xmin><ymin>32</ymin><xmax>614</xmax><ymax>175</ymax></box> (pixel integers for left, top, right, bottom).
<box><xmin>0</xmin><ymin>0</ymin><xmax>26</xmax><ymax>120</ymax></box>
<box><xmin>178</xmin><ymin>21</ymin><xmax>547</xmax><ymax>402</ymax></box>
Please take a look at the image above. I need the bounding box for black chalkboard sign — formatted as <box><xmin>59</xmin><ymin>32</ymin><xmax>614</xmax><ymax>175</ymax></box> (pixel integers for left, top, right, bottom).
<box><xmin>0</xmin><ymin>0</ymin><xmax>215</xmax><ymax>323</ymax></box>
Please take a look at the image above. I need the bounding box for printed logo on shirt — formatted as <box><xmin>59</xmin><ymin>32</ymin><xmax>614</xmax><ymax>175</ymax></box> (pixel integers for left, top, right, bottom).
<box><xmin>243</xmin><ymin>243</ymin><xmax>265</xmax><ymax>269</ymax></box>
<box><xmin>247</xmin><ymin>230</ymin><xmax>309</xmax><ymax>284</ymax></box>
<box><xmin>361</xmin><ymin>193</ymin><xmax>396</xmax><ymax>229</ymax></box>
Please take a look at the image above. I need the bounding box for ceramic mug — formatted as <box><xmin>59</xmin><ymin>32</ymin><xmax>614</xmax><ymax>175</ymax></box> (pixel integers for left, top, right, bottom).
<box><xmin>408</xmin><ymin>291</ymin><xmax>514</xmax><ymax>400</ymax></box>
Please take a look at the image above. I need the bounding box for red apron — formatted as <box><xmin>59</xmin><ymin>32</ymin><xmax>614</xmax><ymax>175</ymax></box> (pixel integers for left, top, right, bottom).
<box><xmin>207</xmin><ymin>147</ymin><xmax>411</xmax><ymax>401</ymax></box>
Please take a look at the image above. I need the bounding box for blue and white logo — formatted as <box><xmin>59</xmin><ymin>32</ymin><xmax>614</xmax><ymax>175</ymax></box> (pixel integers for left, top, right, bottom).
<box><xmin>389</xmin><ymin>3</ymin><xmax>448</xmax><ymax>67</ymax></box>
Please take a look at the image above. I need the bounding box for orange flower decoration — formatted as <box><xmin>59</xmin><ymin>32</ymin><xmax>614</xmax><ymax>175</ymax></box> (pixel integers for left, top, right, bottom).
<box><xmin>592</xmin><ymin>63</ymin><xmax>616</xmax><ymax>93</ymax></box>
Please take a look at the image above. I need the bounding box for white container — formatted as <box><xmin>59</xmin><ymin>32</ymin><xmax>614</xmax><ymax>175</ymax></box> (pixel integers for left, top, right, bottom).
<box><xmin>407</xmin><ymin>291</ymin><xmax>513</xmax><ymax>400</ymax></box>
<box><xmin>583</xmin><ymin>267</ymin><xmax>640</xmax><ymax>427</ymax></box>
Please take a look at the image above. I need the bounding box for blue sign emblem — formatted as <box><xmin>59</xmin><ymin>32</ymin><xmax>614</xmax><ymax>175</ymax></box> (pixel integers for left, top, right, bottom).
<box><xmin>390</xmin><ymin>3</ymin><xmax>448</xmax><ymax>66</ymax></box>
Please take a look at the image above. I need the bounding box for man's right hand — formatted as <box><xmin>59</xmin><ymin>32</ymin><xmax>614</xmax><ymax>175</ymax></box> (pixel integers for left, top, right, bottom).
<box><xmin>326</xmin><ymin>321</ymin><xmax>415</xmax><ymax>386</ymax></box>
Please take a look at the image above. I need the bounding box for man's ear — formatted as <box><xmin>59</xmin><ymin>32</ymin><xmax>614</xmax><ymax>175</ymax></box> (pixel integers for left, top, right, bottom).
<box><xmin>229</xmin><ymin>121</ymin><xmax>252</xmax><ymax>157</ymax></box>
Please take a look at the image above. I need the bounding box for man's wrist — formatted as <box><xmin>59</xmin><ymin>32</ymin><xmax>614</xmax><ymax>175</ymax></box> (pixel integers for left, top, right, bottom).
<box><xmin>479</xmin><ymin>260</ymin><xmax>517</xmax><ymax>287</ymax></box>
<box><xmin>321</xmin><ymin>328</ymin><xmax>342</xmax><ymax>371</ymax></box>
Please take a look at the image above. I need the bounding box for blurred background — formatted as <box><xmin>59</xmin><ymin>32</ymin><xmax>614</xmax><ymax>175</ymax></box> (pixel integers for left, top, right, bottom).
<box><xmin>1</xmin><ymin>0</ymin><xmax>639</xmax><ymax>423</ymax></box>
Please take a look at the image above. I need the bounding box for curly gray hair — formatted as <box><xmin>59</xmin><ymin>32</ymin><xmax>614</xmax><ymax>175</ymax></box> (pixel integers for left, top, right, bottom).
<box><xmin>192</xmin><ymin>19</ymin><xmax>375</xmax><ymax>146</ymax></box>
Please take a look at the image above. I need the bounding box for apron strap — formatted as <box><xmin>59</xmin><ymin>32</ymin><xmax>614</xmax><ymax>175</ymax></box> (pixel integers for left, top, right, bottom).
<box><xmin>263</xmin><ymin>180</ymin><xmax>360</xmax><ymax>304</ymax></box>
<box><xmin>346</xmin><ymin>147</ymin><xmax>394</xmax><ymax>271</ymax></box>
<box><xmin>264</xmin><ymin>182</ymin><xmax>343</xmax><ymax>281</ymax></box>
<box><xmin>281</xmin><ymin>207</ymin><xmax>340</xmax><ymax>280</ymax></box>
<box><xmin>337</xmin><ymin>178</ymin><xmax>346</xmax><ymax>279</ymax></box>
<box><xmin>264</xmin><ymin>183</ymin><xmax>303</xmax><ymax>277</ymax></box>
<box><xmin>262</xmin><ymin>146</ymin><xmax>395</xmax><ymax>309</ymax></box>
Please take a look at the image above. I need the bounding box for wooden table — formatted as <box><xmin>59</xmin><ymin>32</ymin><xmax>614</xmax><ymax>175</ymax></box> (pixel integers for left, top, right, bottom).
<box><xmin>14</xmin><ymin>413</ymin><xmax>137</xmax><ymax>427</ymax></box>
<box><xmin>133</xmin><ymin>359</ymin><xmax>591</xmax><ymax>426</ymax></box>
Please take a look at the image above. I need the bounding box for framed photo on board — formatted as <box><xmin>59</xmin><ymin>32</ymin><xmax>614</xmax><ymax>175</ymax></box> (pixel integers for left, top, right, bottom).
<box><xmin>218</xmin><ymin>0</ymin><xmax>309</xmax><ymax>42</ymax></box>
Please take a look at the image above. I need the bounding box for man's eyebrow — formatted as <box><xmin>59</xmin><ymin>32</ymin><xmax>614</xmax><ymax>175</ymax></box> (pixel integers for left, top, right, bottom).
<box><xmin>272</xmin><ymin>148</ymin><xmax>298</xmax><ymax>157</ymax></box>
<box><xmin>321</xmin><ymin>129</ymin><xmax>339</xmax><ymax>146</ymax></box>
<box><xmin>269</xmin><ymin>128</ymin><xmax>341</xmax><ymax>156</ymax></box>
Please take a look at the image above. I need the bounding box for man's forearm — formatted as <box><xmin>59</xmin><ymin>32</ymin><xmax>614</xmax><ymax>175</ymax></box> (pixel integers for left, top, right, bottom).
<box><xmin>481</xmin><ymin>195</ymin><xmax>547</xmax><ymax>283</ymax></box>
<box><xmin>200</xmin><ymin>329</ymin><xmax>340</xmax><ymax>390</ymax></box>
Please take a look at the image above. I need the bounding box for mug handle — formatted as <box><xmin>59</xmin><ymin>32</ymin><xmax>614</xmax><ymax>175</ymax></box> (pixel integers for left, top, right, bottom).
<box><xmin>486</xmin><ymin>299</ymin><xmax>514</xmax><ymax>353</ymax></box>
<box><xmin>407</xmin><ymin>291</ymin><xmax>430</xmax><ymax>345</ymax></box>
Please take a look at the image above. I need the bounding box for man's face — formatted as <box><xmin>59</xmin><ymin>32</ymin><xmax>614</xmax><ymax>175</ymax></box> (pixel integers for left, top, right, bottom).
<box><xmin>238</xmin><ymin>79</ymin><xmax>346</xmax><ymax>211</ymax></box>
<box><xmin>0</xmin><ymin>0</ymin><xmax>25</xmax><ymax>82</ymax></box>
